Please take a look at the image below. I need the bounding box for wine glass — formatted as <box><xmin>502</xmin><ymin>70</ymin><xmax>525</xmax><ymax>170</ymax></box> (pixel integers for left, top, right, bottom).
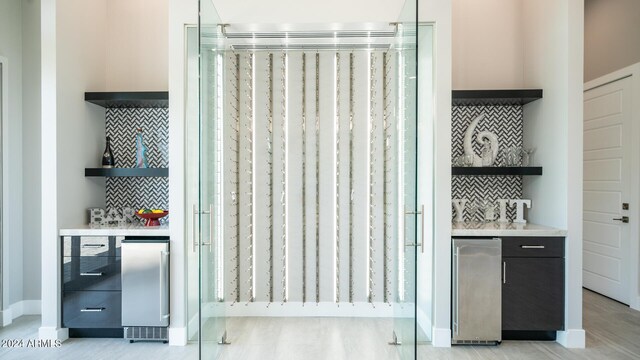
<box><xmin>522</xmin><ymin>148</ymin><xmax>536</xmax><ymax>166</ymax></box>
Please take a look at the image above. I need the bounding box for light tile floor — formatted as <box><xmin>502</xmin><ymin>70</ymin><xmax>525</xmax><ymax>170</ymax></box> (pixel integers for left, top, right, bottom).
<box><xmin>1</xmin><ymin>289</ymin><xmax>639</xmax><ymax>359</ymax></box>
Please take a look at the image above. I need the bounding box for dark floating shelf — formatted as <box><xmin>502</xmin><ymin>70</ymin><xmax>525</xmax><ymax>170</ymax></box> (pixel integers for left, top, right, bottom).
<box><xmin>452</xmin><ymin>89</ymin><xmax>543</xmax><ymax>106</ymax></box>
<box><xmin>85</xmin><ymin>168</ymin><xmax>169</xmax><ymax>177</ymax></box>
<box><xmin>452</xmin><ymin>167</ymin><xmax>543</xmax><ymax>176</ymax></box>
<box><xmin>85</xmin><ymin>91</ymin><xmax>169</xmax><ymax>108</ymax></box>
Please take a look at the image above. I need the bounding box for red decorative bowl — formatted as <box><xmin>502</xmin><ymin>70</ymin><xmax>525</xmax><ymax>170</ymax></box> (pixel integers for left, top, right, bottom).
<box><xmin>136</xmin><ymin>211</ymin><xmax>169</xmax><ymax>226</ymax></box>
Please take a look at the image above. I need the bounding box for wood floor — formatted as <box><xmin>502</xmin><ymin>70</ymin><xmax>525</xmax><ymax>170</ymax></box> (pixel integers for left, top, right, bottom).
<box><xmin>1</xmin><ymin>289</ymin><xmax>639</xmax><ymax>359</ymax></box>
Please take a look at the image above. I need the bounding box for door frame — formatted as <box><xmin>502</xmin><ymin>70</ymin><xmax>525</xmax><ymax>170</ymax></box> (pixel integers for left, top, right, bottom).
<box><xmin>584</xmin><ymin>62</ymin><xmax>640</xmax><ymax>311</ymax></box>
<box><xmin>0</xmin><ymin>56</ymin><xmax>8</xmax><ymax>325</ymax></box>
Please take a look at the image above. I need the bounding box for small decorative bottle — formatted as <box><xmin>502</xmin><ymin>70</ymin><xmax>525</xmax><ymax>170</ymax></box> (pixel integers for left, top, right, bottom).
<box><xmin>135</xmin><ymin>128</ymin><xmax>149</xmax><ymax>168</ymax></box>
<box><xmin>481</xmin><ymin>139</ymin><xmax>494</xmax><ymax>167</ymax></box>
<box><xmin>102</xmin><ymin>136</ymin><xmax>115</xmax><ymax>168</ymax></box>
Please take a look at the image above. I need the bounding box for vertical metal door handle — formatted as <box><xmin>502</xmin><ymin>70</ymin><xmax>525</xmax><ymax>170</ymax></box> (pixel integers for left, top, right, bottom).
<box><xmin>192</xmin><ymin>204</ymin><xmax>198</xmax><ymax>253</ymax></box>
<box><xmin>420</xmin><ymin>204</ymin><xmax>425</xmax><ymax>254</ymax></box>
<box><xmin>404</xmin><ymin>206</ymin><xmax>425</xmax><ymax>253</ymax></box>
<box><xmin>454</xmin><ymin>246</ymin><xmax>460</xmax><ymax>335</ymax></box>
<box><xmin>159</xmin><ymin>250</ymin><xmax>170</xmax><ymax>321</ymax></box>
<box><xmin>159</xmin><ymin>250</ymin><xmax>164</xmax><ymax>322</ymax></box>
<box><xmin>208</xmin><ymin>204</ymin><xmax>214</xmax><ymax>252</ymax></box>
<box><xmin>503</xmin><ymin>261</ymin><xmax>506</xmax><ymax>284</ymax></box>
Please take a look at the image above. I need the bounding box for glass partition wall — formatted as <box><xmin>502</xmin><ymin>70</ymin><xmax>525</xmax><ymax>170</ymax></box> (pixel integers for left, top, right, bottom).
<box><xmin>190</xmin><ymin>0</ymin><xmax>430</xmax><ymax>358</ymax></box>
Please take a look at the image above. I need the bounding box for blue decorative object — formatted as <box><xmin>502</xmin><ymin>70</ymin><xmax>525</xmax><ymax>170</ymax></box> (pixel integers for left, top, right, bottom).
<box><xmin>135</xmin><ymin>128</ymin><xmax>149</xmax><ymax>168</ymax></box>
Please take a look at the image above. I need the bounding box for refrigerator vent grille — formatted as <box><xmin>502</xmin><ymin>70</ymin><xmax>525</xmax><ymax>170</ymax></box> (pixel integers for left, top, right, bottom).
<box><xmin>124</xmin><ymin>326</ymin><xmax>168</xmax><ymax>342</ymax></box>
<box><xmin>452</xmin><ymin>340</ymin><xmax>499</xmax><ymax>345</ymax></box>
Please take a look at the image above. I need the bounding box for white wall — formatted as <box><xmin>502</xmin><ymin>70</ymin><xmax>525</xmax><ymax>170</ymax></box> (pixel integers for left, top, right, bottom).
<box><xmin>106</xmin><ymin>0</ymin><xmax>169</xmax><ymax>91</ymax></box>
<box><xmin>452</xmin><ymin>0</ymin><xmax>524</xmax><ymax>89</ymax></box>
<box><xmin>522</xmin><ymin>0</ymin><xmax>585</xmax><ymax>348</ymax></box>
<box><xmin>0</xmin><ymin>0</ymin><xmax>24</xmax><ymax>312</ymax></box>
<box><xmin>22</xmin><ymin>0</ymin><xmax>43</xmax><ymax>304</ymax></box>
<box><xmin>41</xmin><ymin>0</ymin><xmax>109</xmax><ymax>340</ymax></box>
<box><xmin>39</xmin><ymin>0</ymin><xmax>59</xmax><ymax>339</ymax></box>
<box><xmin>585</xmin><ymin>0</ymin><xmax>640</xmax><ymax>82</ymax></box>
<box><xmin>56</xmin><ymin>0</ymin><xmax>107</xmax><ymax>229</ymax></box>
<box><xmin>168</xmin><ymin>0</ymin><xmax>197</xmax><ymax>345</ymax></box>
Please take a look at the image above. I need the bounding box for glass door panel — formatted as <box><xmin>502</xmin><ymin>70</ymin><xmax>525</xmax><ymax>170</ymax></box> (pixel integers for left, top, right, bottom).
<box><xmin>392</xmin><ymin>0</ymin><xmax>419</xmax><ymax>359</ymax></box>
<box><xmin>416</xmin><ymin>23</ymin><xmax>434</xmax><ymax>345</ymax></box>
<box><xmin>199</xmin><ymin>0</ymin><xmax>226</xmax><ymax>358</ymax></box>
<box><xmin>186</xmin><ymin>25</ymin><xmax>199</xmax><ymax>344</ymax></box>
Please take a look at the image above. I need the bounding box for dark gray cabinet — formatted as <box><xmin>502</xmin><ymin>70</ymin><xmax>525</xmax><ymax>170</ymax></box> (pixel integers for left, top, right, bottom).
<box><xmin>502</xmin><ymin>236</ymin><xmax>564</xmax><ymax>339</ymax></box>
<box><xmin>61</xmin><ymin>236</ymin><xmax>123</xmax><ymax>337</ymax></box>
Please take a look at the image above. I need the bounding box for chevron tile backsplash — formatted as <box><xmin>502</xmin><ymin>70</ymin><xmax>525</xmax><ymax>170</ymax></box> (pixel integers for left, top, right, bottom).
<box><xmin>106</xmin><ymin>107</ymin><xmax>169</xmax><ymax>168</ymax></box>
<box><xmin>452</xmin><ymin>105</ymin><xmax>523</xmax><ymax>222</ymax></box>
<box><xmin>105</xmin><ymin>107</ymin><xmax>169</xmax><ymax>222</ymax></box>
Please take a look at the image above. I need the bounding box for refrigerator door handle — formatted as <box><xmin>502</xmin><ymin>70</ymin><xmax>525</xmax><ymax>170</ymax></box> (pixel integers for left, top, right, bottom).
<box><xmin>159</xmin><ymin>250</ymin><xmax>170</xmax><ymax>322</ymax></box>
<box><xmin>453</xmin><ymin>246</ymin><xmax>460</xmax><ymax>335</ymax></box>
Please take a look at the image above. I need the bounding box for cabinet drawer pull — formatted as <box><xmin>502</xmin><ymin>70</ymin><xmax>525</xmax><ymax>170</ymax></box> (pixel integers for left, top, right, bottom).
<box><xmin>80</xmin><ymin>272</ymin><xmax>104</xmax><ymax>276</ymax></box>
<box><xmin>82</xmin><ymin>244</ymin><xmax>106</xmax><ymax>248</ymax></box>
<box><xmin>503</xmin><ymin>261</ymin><xmax>506</xmax><ymax>284</ymax></box>
<box><xmin>80</xmin><ymin>307</ymin><xmax>105</xmax><ymax>312</ymax></box>
<box><xmin>521</xmin><ymin>245</ymin><xmax>545</xmax><ymax>249</ymax></box>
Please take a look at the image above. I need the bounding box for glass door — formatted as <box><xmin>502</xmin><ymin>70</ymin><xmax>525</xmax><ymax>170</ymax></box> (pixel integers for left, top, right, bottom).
<box><xmin>392</xmin><ymin>0</ymin><xmax>419</xmax><ymax>359</ymax></box>
<box><xmin>198</xmin><ymin>0</ymin><xmax>227</xmax><ymax>358</ymax></box>
<box><xmin>0</xmin><ymin>61</ymin><xmax>3</xmax><ymax>315</ymax></box>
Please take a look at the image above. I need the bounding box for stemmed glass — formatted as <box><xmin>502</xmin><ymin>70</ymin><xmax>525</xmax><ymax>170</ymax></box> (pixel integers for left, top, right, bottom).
<box><xmin>522</xmin><ymin>148</ymin><xmax>536</xmax><ymax>166</ymax></box>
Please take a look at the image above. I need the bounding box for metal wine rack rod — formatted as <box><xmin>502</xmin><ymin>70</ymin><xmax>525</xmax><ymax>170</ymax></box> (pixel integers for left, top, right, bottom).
<box><xmin>267</xmin><ymin>53</ymin><xmax>275</xmax><ymax>304</ymax></box>
<box><xmin>348</xmin><ymin>52</ymin><xmax>355</xmax><ymax>304</ymax></box>
<box><xmin>245</xmin><ymin>52</ymin><xmax>255</xmax><ymax>304</ymax></box>
<box><xmin>301</xmin><ymin>52</ymin><xmax>307</xmax><ymax>304</ymax></box>
<box><xmin>335</xmin><ymin>51</ymin><xmax>341</xmax><ymax>304</ymax></box>
<box><xmin>382</xmin><ymin>51</ymin><xmax>392</xmax><ymax>304</ymax></box>
<box><xmin>368</xmin><ymin>52</ymin><xmax>378</xmax><ymax>304</ymax></box>
<box><xmin>280</xmin><ymin>51</ymin><xmax>288</xmax><ymax>304</ymax></box>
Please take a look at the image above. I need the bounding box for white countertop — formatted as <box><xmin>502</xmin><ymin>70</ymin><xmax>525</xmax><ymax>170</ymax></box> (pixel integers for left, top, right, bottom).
<box><xmin>452</xmin><ymin>222</ymin><xmax>566</xmax><ymax>237</ymax></box>
<box><xmin>59</xmin><ymin>224</ymin><xmax>170</xmax><ymax>237</ymax></box>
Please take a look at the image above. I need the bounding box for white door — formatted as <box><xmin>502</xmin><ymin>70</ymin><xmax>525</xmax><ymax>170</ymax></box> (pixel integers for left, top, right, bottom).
<box><xmin>583</xmin><ymin>76</ymin><xmax>632</xmax><ymax>304</ymax></box>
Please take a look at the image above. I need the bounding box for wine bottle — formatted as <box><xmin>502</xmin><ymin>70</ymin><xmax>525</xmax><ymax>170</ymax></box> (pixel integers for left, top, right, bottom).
<box><xmin>102</xmin><ymin>136</ymin><xmax>115</xmax><ymax>168</ymax></box>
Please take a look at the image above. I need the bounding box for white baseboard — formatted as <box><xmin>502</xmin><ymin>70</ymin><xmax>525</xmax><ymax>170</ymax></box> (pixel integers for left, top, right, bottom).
<box><xmin>38</xmin><ymin>326</ymin><xmax>69</xmax><ymax>342</ymax></box>
<box><xmin>631</xmin><ymin>296</ymin><xmax>640</xmax><ymax>312</ymax></box>
<box><xmin>431</xmin><ymin>327</ymin><xmax>451</xmax><ymax>347</ymax></box>
<box><xmin>556</xmin><ymin>329</ymin><xmax>586</xmax><ymax>348</ymax></box>
<box><xmin>0</xmin><ymin>308</ymin><xmax>13</xmax><ymax>326</ymax></box>
<box><xmin>169</xmin><ymin>326</ymin><xmax>187</xmax><ymax>346</ymax></box>
<box><xmin>9</xmin><ymin>300</ymin><xmax>42</xmax><ymax>319</ymax></box>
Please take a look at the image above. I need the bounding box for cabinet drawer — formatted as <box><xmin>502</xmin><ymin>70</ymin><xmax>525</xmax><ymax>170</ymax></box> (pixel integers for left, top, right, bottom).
<box><xmin>63</xmin><ymin>257</ymin><xmax>121</xmax><ymax>291</ymax></box>
<box><xmin>502</xmin><ymin>237</ymin><xmax>564</xmax><ymax>257</ymax></box>
<box><xmin>62</xmin><ymin>291</ymin><xmax>121</xmax><ymax>328</ymax></box>
<box><xmin>63</xmin><ymin>236</ymin><xmax>121</xmax><ymax>257</ymax></box>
